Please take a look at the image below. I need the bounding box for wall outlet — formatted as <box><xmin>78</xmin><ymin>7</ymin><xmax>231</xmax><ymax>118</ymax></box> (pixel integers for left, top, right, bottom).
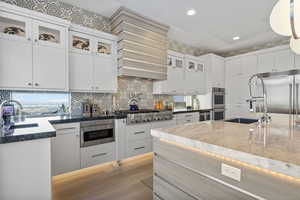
<box><xmin>221</xmin><ymin>163</ymin><xmax>241</xmax><ymax>182</ymax></box>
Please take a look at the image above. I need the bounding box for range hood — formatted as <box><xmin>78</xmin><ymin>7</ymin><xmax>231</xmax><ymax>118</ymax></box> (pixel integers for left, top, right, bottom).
<box><xmin>110</xmin><ymin>7</ymin><xmax>169</xmax><ymax>80</ymax></box>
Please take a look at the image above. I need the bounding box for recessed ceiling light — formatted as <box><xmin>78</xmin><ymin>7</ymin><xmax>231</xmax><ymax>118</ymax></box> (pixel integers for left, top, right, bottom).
<box><xmin>233</xmin><ymin>36</ymin><xmax>240</xmax><ymax>41</ymax></box>
<box><xmin>187</xmin><ymin>9</ymin><xmax>196</xmax><ymax>16</ymax></box>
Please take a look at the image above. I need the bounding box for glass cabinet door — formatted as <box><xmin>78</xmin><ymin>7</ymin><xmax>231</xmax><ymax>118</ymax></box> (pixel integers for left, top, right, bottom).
<box><xmin>175</xmin><ymin>58</ymin><xmax>184</xmax><ymax>68</ymax></box>
<box><xmin>95</xmin><ymin>39</ymin><xmax>113</xmax><ymax>56</ymax></box>
<box><xmin>70</xmin><ymin>32</ymin><xmax>92</xmax><ymax>54</ymax></box>
<box><xmin>187</xmin><ymin>60</ymin><xmax>196</xmax><ymax>71</ymax></box>
<box><xmin>33</xmin><ymin>20</ymin><xmax>66</xmax><ymax>48</ymax></box>
<box><xmin>0</xmin><ymin>13</ymin><xmax>31</xmax><ymax>42</ymax></box>
<box><xmin>197</xmin><ymin>63</ymin><xmax>205</xmax><ymax>72</ymax></box>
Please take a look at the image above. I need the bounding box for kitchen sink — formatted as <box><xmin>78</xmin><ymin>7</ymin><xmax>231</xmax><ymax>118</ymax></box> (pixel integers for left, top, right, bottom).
<box><xmin>9</xmin><ymin>123</ymin><xmax>38</xmax><ymax>130</ymax></box>
<box><xmin>225</xmin><ymin>118</ymin><xmax>258</xmax><ymax>124</ymax></box>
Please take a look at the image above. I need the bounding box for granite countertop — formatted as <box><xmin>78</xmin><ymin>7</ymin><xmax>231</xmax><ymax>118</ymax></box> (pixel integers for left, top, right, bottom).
<box><xmin>151</xmin><ymin>114</ymin><xmax>300</xmax><ymax>179</ymax></box>
<box><xmin>0</xmin><ymin>113</ymin><xmax>127</xmax><ymax>144</ymax></box>
<box><xmin>0</xmin><ymin>117</ymin><xmax>56</xmax><ymax>144</ymax></box>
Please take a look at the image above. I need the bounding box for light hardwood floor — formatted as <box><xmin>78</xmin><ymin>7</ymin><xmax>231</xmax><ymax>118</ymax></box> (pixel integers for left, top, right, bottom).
<box><xmin>52</xmin><ymin>154</ymin><xmax>153</xmax><ymax>200</ymax></box>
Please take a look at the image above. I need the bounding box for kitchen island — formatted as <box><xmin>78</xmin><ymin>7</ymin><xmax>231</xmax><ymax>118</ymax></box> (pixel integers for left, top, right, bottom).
<box><xmin>151</xmin><ymin>114</ymin><xmax>300</xmax><ymax>200</ymax></box>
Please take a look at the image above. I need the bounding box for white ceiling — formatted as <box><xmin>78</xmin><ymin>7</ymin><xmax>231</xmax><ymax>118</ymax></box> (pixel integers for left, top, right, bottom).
<box><xmin>61</xmin><ymin>0</ymin><xmax>287</xmax><ymax>55</ymax></box>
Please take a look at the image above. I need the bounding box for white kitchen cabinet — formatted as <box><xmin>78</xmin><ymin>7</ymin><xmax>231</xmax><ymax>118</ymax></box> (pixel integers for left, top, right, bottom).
<box><xmin>0</xmin><ymin>4</ymin><xmax>70</xmax><ymax>91</ymax></box>
<box><xmin>115</xmin><ymin>118</ymin><xmax>177</xmax><ymax>161</ymax></box>
<box><xmin>175</xmin><ymin>112</ymin><xmax>199</xmax><ymax>125</ymax></box>
<box><xmin>32</xmin><ymin>21</ymin><xmax>68</xmax><ymax>90</ymax></box>
<box><xmin>69</xmin><ymin>25</ymin><xmax>118</xmax><ymax>93</ymax></box>
<box><xmin>70</xmin><ymin>52</ymin><xmax>94</xmax><ymax>91</ymax></box>
<box><xmin>80</xmin><ymin>142</ymin><xmax>116</xmax><ymax>169</ymax></box>
<box><xmin>51</xmin><ymin>123</ymin><xmax>80</xmax><ymax>176</ymax></box>
<box><xmin>153</xmin><ymin>51</ymin><xmax>185</xmax><ymax>94</ymax></box>
<box><xmin>126</xmin><ymin>139</ymin><xmax>152</xmax><ymax>157</ymax></box>
<box><xmin>0</xmin><ymin>37</ymin><xmax>33</xmax><ymax>88</ymax></box>
<box><xmin>225</xmin><ymin>55</ymin><xmax>257</xmax><ymax>119</ymax></box>
<box><xmin>258</xmin><ymin>49</ymin><xmax>294</xmax><ymax>73</ymax></box>
<box><xmin>199</xmin><ymin>54</ymin><xmax>225</xmax><ymax>90</ymax></box>
<box><xmin>185</xmin><ymin>55</ymin><xmax>206</xmax><ymax>95</ymax></box>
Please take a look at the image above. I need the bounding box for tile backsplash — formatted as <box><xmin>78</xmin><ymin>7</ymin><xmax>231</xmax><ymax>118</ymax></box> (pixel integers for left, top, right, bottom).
<box><xmin>115</xmin><ymin>77</ymin><xmax>172</xmax><ymax>110</ymax></box>
<box><xmin>71</xmin><ymin>92</ymin><xmax>113</xmax><ymax>115</ymax></box>
<box><xmin>0</xmin><ymin>90</ymin><xmax>10</xmax><ymax>104</ymax></box>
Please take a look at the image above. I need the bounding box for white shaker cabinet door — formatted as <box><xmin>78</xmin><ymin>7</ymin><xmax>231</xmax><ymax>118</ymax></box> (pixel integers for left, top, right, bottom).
<box><xmin>93</xmin><ymin>55</ymin><xmax>117</xmax><ymax>92</ymax></box>
<box><xmin>0</xmin><ymin>38</ymin><xmax>33</xmax><ymax>89</ymax></box>
<box><xmin>51</xmin><ymin>123</ymin><xmax>81</xmax><ymax>176</ymax></box>
<box><xmin>274</xmin><ymin>49</ymin><xmax>294</xmax><ymax>71</ymax></box>
<box><xmin>70</xmin><ymin>52</ymin><xmax>94</xmax><ymax>91</ymax></box>
<box><xmin>33</xmin><ymin>44</ymin><xmax>67</xmax><ymax>90</ymax></box>
<box><xmin>257</xmin><ymin>52</ymin><xmax>275</xmax><ymax>73</ymax></box>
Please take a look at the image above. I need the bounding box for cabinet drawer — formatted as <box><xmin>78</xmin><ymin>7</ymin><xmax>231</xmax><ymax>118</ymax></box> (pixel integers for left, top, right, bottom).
<box><xmin>154</xmin><ymin>175</ymin><xmax>196</xmax><ymax>200</ymax></box>
<box><xmin>126</xmin><ymin>123</ymin><xmax>151</xmax><ymax>141</ymax></box>
<box><xmin>81</xmin><ymin>142</ymin><xmax>115</xmax><ymax>168</ymax></box>
<box><xmin>154</xmin><ymin>139</ymin><xmax>300</xmax><ymax>200</ymax></box>
<box><xmin>53</xmin><ymin>123</ymin><xmax>80</xmax><ymax>135</ymax></box>
<box><xmin>126</xmin><ymin>139</ymin><xmax>152</xmax><ymax>157</ymax></box>
<box><xmin>154</xmin><ymin>155</ymin><xmax>255</xmax><ymax>200</ymax></box>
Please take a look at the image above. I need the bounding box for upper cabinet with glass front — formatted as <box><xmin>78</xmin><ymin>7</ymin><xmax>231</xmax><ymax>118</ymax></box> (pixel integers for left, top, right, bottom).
<box><xmin>69</xmin><ymin>24</ymin><xmax>118</xmax><ymax>93</ymax></box>
<box><xmin>0</xmin><ymin>2</ymin><xmax>70</xmax><ymax>91</ymax></box>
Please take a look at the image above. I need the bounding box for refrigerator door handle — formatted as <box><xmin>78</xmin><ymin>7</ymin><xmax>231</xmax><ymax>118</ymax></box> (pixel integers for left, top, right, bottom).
<box><xmin>296</xmin><ymin>83</ymin><xmax>299</xmax><ymax>116</ymax></box>
<box><xmin>290</xmin><ymin>84</ymin><xmax>293</xmax><ymax>115</ymax></box>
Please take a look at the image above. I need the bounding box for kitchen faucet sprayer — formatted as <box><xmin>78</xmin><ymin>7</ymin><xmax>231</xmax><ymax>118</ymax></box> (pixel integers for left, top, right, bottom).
<box><xmin>247</xmin><ymin>74</ymin><xmax>271</xmax><ymax>126</ymax></box>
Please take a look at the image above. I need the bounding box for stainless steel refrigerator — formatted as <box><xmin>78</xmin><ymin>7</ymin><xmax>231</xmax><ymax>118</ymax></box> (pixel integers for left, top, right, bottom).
<box><xmin>256</xmin><ymin>70</ymin><xmax>300</xmax><ymax>115</ymax></box>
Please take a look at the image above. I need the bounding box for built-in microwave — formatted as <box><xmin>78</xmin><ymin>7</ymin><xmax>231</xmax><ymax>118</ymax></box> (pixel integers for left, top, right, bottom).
<box><xmin>80</xmin><ymin>119</ymin><xmax>114</xmax><ymax>148</ymax></box>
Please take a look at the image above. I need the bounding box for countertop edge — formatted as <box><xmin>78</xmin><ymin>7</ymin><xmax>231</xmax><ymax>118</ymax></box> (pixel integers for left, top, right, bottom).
<box><xmin>151</xmin><ymin>129</ymin><xmax>300</xmax><ymax>179</ymax></box>
<box><xmin>0</xmin><ymin>130</ymin><xmax>56</xmax><ymax>144</ymax></box>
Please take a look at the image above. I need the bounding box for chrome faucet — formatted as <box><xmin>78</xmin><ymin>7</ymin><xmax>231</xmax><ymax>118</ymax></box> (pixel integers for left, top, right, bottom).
<box><xmin>248</xmin><ymin>74</ymin><xmax>271</xmax><ymax>126</ymax></box>
<box><xmin>0</xmin><ymin>100</ymin><xmax>24</xmax><ymax>127</ymax></box>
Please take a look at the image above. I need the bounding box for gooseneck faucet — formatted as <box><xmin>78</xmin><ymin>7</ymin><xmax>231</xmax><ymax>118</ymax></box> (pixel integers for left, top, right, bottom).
<box><xmin>248</xmin><ymin>74</ymin><xmax>271</xmax><ymax>125</ymax></box>
<box><xmin>0</xmin><ymin>100</ymin><xmax>24</xmax><ymax>127</ymax></box>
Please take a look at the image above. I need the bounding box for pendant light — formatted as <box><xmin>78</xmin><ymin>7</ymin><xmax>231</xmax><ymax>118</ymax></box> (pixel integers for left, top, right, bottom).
<box><xmin>270</xmin><ymin>0</ymin><xmax>300</xmax><ymax>54</ymax></box>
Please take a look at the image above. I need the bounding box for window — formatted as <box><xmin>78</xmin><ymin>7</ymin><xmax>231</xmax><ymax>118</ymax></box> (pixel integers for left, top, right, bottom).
<box><xmin>12</xmin><ymin>91</ymin><xmax>70</xmax><ymax>117</ymax></box>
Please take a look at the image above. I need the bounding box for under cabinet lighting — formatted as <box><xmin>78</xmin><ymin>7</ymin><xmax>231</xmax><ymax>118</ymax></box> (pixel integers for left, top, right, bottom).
<box><xmin>233</xmin><ymin>36</ymin><xmax>240</xmax><ymax>41</ymax></box>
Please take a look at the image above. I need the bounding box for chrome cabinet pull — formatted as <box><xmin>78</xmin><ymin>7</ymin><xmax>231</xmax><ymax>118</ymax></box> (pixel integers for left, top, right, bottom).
<box><xmin>134</xmin><ymin>131</ymin><xmax>145</xmax><ymax>135</ymax></box>
<box><xmin>28</xmin><ymin>83</ymin><xmax>32</xmax><ymax>86</ymax></box>
<box><xmin>92</xmin><ymin>153</ymin><xmax>107</xmax><ymax>158</ymax></box>
<box><xmin>134</xmin><ymin>146</ymin><xmax>145</xmax><ymax>150</ymax></box>
<box><xmin>35</xmin><ymin>83</ymin><xmax>39</xmax><ymax>86</ymax></box>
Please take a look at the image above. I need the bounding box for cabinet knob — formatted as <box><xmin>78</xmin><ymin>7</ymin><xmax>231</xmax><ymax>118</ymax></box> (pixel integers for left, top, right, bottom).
<box><xmin>34</xmin><ymin>39</ymin><xmax>38</xmax><ymax>42</ymax></box>
<box><xmin>35</xmin><ymin>83</ymin><xmax>39</xmax><ymax>86</ymax></box>
<box><xmin>27</xmin><ymin>38</ymin><xmax>31</xmax><ymax>41</ymax></box>
<box><xmin>95</xmin><ymin>86</ymin><xmax>99</xmax><ymax>89</ymax></box>
<box><xmin>28</xmin><ymin>83</ymin><xmax>32</xmax><ymax>86</ymax></box>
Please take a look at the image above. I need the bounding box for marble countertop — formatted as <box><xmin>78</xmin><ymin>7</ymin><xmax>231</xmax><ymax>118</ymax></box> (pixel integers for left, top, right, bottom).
<box><xmin>151</xmin><ymin>114</ymin><xmax>300</xmax><ymax>179</ymax></box>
